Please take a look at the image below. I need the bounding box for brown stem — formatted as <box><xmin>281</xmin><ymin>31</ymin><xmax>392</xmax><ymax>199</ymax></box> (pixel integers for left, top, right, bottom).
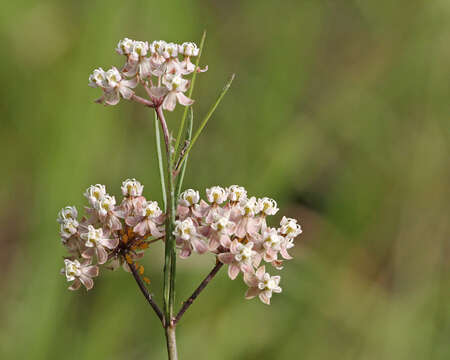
<box><xmin>155</xmin><ymin>106</ymin><xmax>171</xmax><ymax>155</ymax></box>
<box><xmin>173</xmin><ymin>261</ymin><xmax>223</xmax><ymax>325</ymax></box>
<box><xmin>128</xmin><ymin>262</ymin><xmax>164</xmax><ymax>326</ymax></box>
<box><xmin>131</xmin><ymin>94</ymin><xmax>155</xmax><ymax>108</ymax></box>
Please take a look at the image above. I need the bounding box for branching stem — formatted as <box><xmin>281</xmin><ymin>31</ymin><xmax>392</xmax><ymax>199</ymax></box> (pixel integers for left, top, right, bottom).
<box><xmin>128</xmin><ymin>262</ymin><xmax>164</xmax><ymax>326</ymax></box>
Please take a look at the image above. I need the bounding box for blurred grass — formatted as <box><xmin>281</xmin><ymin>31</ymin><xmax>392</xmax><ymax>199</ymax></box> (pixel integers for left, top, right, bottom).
<box><xmin>0</xmin><ymin>0</ymin><xmax>449</xmax><ymax>359</ymax></box>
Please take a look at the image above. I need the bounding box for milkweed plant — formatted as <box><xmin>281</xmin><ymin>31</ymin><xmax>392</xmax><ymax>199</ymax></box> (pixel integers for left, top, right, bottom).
<box><xmin>57</xmin><ymin>33</ymin><xmax>303</xmax><ymax>359</ymax></box>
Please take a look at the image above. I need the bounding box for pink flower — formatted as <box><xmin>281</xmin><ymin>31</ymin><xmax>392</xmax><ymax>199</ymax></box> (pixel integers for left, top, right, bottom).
<box><xmin>199</xmin><ymin>212</ymin><xmax>235</xmax><ymax>250</ymax></box>
<box><xmin>226</xmin><ymin>185</ymin><xmax>247</xmax><ymax>203</ymax></box>
<box><xmin>81</xmin><ymin>225</ymin><xmax>119</xmax><ymax>264</ymax></box>
<box><xmin>95</xmin><ymin>194</ymin><xmax>122</xmax><ymax>231</ymax></box>
<box><xmin>244</xmin><ymin>266</ymin><xmax>282</xmax><ymax>305</ymax></box>
<box><xmin>261</xmin><ymin>228</ymin><xmax>282</xmax><ymax>262</ymax></box>
<box><xmin>177</xmin><ymin>189</ymin><xmax>201</xmax><ymax>220</ymax></box>
<box><xmin>90</xmin><ymin>67</ymin><xmax>138</xmax><ymax>106</ymax></box>
<box><xmin>218</xmin><ymin>239</ymin><xmax>260</xmax><ymax>280</ymax></box>
<box><xmin>173</xmin><ymin>218</ymin><xmax>208</xmax><ymax>258</ymax></box>
<box><xmin>57</xmin><ymin>206</ymin><xmax>78</xmax><ymax>224</ymax></box>
<box><xmin>63</xmin><ymin>259</ymin><xmax>99</xmax><ymax>291</ymax></box>
<box><xmin>127</xmin><ymin>201</ymin><xmax>165</xmax><ymax>237</ymax></box>
<box><xmin>161</xmin><ymin>74</ymin><xmax>193</xmax><ymax>111</ymax></box>
<box><xmin>234</xmin><ymin>197</ymin><xmax>261</xmax><ymax>238</ymax></box>
<box><xmin>121</xmin><ymin>178</ymin><xmax>144</xmax><ymax>197</ymax></box>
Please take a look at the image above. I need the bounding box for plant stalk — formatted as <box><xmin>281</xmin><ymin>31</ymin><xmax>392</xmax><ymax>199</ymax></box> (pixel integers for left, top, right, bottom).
<box><xmin>165</xmin><ymin>325</ymin><xmax>178</xmax><ymax>360</ymax></box>
<box><xmin>155</xmin><ymin>106</ymin><xmax>178</xmax><ymax>359</ymax></box>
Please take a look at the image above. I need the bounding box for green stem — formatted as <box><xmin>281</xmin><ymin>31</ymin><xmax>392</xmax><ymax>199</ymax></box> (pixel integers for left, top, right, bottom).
<box><xmin>165</xmin><ymin>325</ymin><xmax>178</xmax><ymax>360</ymax></box>
<box><xmin>155</xmin><ymin>106</ymin><xmax>178</xmax><ymax>359</ymax></box>
<box><xmin>155</xmin><ymin>113</ymin><xmax>167</xmax><ymax>211</ymax></box>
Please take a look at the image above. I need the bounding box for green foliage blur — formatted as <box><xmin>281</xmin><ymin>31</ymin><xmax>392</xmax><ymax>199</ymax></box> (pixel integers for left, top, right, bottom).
<box><xmin>0</xmin><ymin>0</ymin><xmax>449</xmax><ymax>359</ymax></box>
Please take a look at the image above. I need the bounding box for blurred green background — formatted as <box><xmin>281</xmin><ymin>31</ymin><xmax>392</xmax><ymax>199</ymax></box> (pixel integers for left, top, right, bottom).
<box><xmin>1</xmin><ymin>0</ymin><xmax>449</xmax><ymax>359</ymax></box>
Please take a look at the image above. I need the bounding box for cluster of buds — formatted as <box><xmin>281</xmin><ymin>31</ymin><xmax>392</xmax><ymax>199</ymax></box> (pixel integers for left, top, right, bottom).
<box><xmin>59</xmin><ymin>179</ymin><xmax>164</xmax><ymax>290</ymax></box>
<box><xmin>88</xmin><ymin>38</ymin><xmax>207</xmax><ymax>110</ymax></box>
<box><xmin>59</xmin><ymin>182</ymin><xmax>301</xmax><ymax>305</ymax></box>
<box><xmin>175</xmin><ymin>185</ymin><xmax>302</xmax><ymax>304</ymax></box>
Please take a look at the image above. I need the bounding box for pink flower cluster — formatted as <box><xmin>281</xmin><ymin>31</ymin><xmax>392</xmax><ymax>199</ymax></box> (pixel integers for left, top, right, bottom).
<box><xmin>88</xmin><ymin>38</ymin><xmax>207</xmax><ymax>110</ymax></box>
<box><xmin>58</xmin><ymin>179</ymin><xmax>164</xmax><ymax>290</ymax></box>
<box><xmin>59</xmin><ymin>181</ymin><xmax>302</xmax><ymax>305</ymax></box>
<box><xmin>175</xmin><ymin>185</ymin><xmax>302</xmax><ymax>304</ymax></box>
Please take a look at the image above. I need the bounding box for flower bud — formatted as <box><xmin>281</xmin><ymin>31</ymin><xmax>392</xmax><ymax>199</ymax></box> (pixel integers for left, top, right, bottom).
<box><xmin>179</xmin><ymin>189</ymin><xmax>200</xmax><ymax>207</ymax></box>
<box><xmin>206</xmin><ymin>186</ymin><xmax>227</xmax><ymax>204</ymax></box>
<box><xmin>179</xmin><ymin>42</ymin><xmax>199</xmax><ymax>57</ymax></box>
<box><xmin>116</xmin><ymin>38</ymin><xmax>135</xmax><ymax>55</ymax></box>
<box><xmin>121</xmin><ymin>178</ymin><xmax>144</xmax><ymax>197</ymax></box>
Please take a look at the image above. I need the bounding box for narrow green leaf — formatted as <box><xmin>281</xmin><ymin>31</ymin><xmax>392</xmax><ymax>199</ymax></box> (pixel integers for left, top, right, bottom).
<box><xmin>175</xmin><ymin>107</ymin><xmax>194</xmax><ymax>197</ymax></box>
<box><xmin>176</xmin><ymin>73</ymin><xmax>235</xmax><ymax>170</ymax></box>
<box><xmin>174</xmin><ymin>30</ymin><xmax>207</xmax><ymax>157</ymax></box>
<box><xmin>154</xmin><ymin>112</ymin><xmax>167</xmax><ymax>211</ymax></box>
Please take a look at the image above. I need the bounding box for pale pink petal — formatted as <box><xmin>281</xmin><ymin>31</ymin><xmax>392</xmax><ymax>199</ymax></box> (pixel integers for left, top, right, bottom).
<box><xmin>245</xmin><ymin>287</ymin><xmax>260</xmax><ymax>299</ymax></box>
<box><xmin>176</xmin><ymin>92</ymin><xmax>194</xmax><ymax>106</ymax></box>
<box><xmin>256</xmin><ymin>265</ymin><xmax>266</xmax><ymax>278</ymax></box>
<box><xmin>125</xmin><ymin>215</ymin><xmax>142</xmax><ymax>227</ymax></box>
<box><xmin>180</xmin><ymin>247</ymin><xmax>191</xmax><ymax>259</ymax></box>
<box><xmin>208</xmin><ymin>234</ymin><xmax>220</xmax><ymax>251</ymax></box>
<box><xmin>240</xmin><ymin>263</ymin><xmax>254</xmax><ymax>274</ymax></box>
<box><xmin>230</xmin><ymin>240</ymin><xmax>240</xmax><ymax>253</ymax></box>
<box><xmin>123</xmin><ymin>62</ymin><xmax>138</xmax><ymax>77</ymax></box>
<box><xmin>253</xmin><ymin>253</ymin><xmax>262</xmax><ymax>268</ymax></box>
<box><xmin>82</xmin><ymin>265</ymin><xmax>99</xmax><ymax>278</ymax></box>
<box><xmin>138</xmin><ymin>60</ymin><xmax>152</xmax><ymax>79</ymax></box>
<box><xmin>104</xmin><ymin>89</ymin><xmax>120</xmax><ymax>106</ymax></box>
<box><xmin>68</xmin><ymin>279</ymin><xmax>81</xmax><ymax>291</ymax></box>
<box><xmin>79</xmin><ymin>275</ymin><xmax>94</xmax><ymax>290</ymax></box>
<box><xmin>228</xmin><ymin>264</ymin><xmax>240</xmax><ymax>280</ymax></box>
<box><xmin>218</xmin><ymin>252</ymin><xmax>235</xmax><ymax>264</ymax></box>
<box><xmin>81</xmin><ymin>247</ymin><xmax>95</xmax><ymax>259</ymax></box>
<box><xmin>235</xmin><ymin>219</ymin><xmax>247</xmax><ymax>238</ymax></box>
<box><xmin>179</xmin><ymin>79</ymin><xmax>190</xmax><ymax>92</ymax></box>
<box><xmin>176</xmin><ymin>205</ymin><xmax>190</xmax><ymax>219</ymax></box>
<box><xmin>96</xmin><ymin>246</ymin><xmax>108</xmax><ymax>264</ymax></box>
<box><xmin>119</xmin><ymin>85</ymin><xmax>134</xmax><ymax>100</ymax></box>
<box><xmin>122</xmin><ymin>77</ymin><xmax>138</xmax><ymax>88</ymax></box>
<box><xmin>219</xmin><ymin>235</ymin><xmax>231</xmax><ymax>248</ymax></box>
<box><xmin>259</xmin><ymin>292</ymin><xmax>271</xmax><ymax>305</ymax></box>
<box><xmin>247</xmin><ymin>217</ymin><xmax>261</xmax><ymax>234</ymax></box>
<box><xmin>243</xmin><ymin>272</ymin><xmax>258</xmax><ymax>287</ymax></box>
<box><xmin>162</xmin><ymin>92</ymin><xmax>177</xmax><ymax>111</ymax></box>
<box><xmin>280</xmin><ymin>247</ymin><xmax>293</xmax><ymax>260</ymax></box>
<box><xmin>148</xmin><ymin>221</ymin><xmax>163</xmax><ymax>237</ymax></box>
<box><xmin>191</xmin><ymin>238</ymin><xmax>208</xmax><ymax>254</ymax></box>
<box><xmin>148</xmin><ymin>86</ymin><xmax>168</xmax><ymax>98</ymax></box>
<box><xmin>102</xmin><ymin>237</ymin><xmax>119</xmax><ymax>250</ymax></box>
<box><xmin>133</xmin><ymin>221</ymin><xmax>148</xmax><ymax>236</ymax></box>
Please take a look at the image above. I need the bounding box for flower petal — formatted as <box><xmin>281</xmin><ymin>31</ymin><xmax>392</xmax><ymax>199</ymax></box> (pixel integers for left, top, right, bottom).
<box><xmin>245</xmin><ymin>287</ymin><xmax>260</xmax><ymax>299</ymax></box>
<box><xmin>96</xmin><ymin>246</ymin><xmax>108</xmax><ymax>264</ymax></box>
<box><xmin>228</xmin><ymin>264</ymin><xmax>240</xmax><ymax>280</ymax></box>
<box><xmin>162</xmin><ymin>92</ymin><xmax>177</xmax><ymax>111</ymax></box>
<box><xmin>79</xmin><ymin>275</ymin><xmax>94</xmax><ymax>290</ymax></box>
<box><xmin>176</xmin><ymin>92</ymin><xmax>194</xmax><ymax>106</ymax></box>
<box><xmin>218</xmin><ymin>252</ymin><xmax>235</xmax><ymax>264</ymax></box>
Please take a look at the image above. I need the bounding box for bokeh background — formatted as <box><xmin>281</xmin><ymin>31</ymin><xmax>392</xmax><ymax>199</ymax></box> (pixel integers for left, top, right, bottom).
<box><xmin>1</xmin><ymin>0</ymin><xmax>449</xmax><ymax>359</ymax></box>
